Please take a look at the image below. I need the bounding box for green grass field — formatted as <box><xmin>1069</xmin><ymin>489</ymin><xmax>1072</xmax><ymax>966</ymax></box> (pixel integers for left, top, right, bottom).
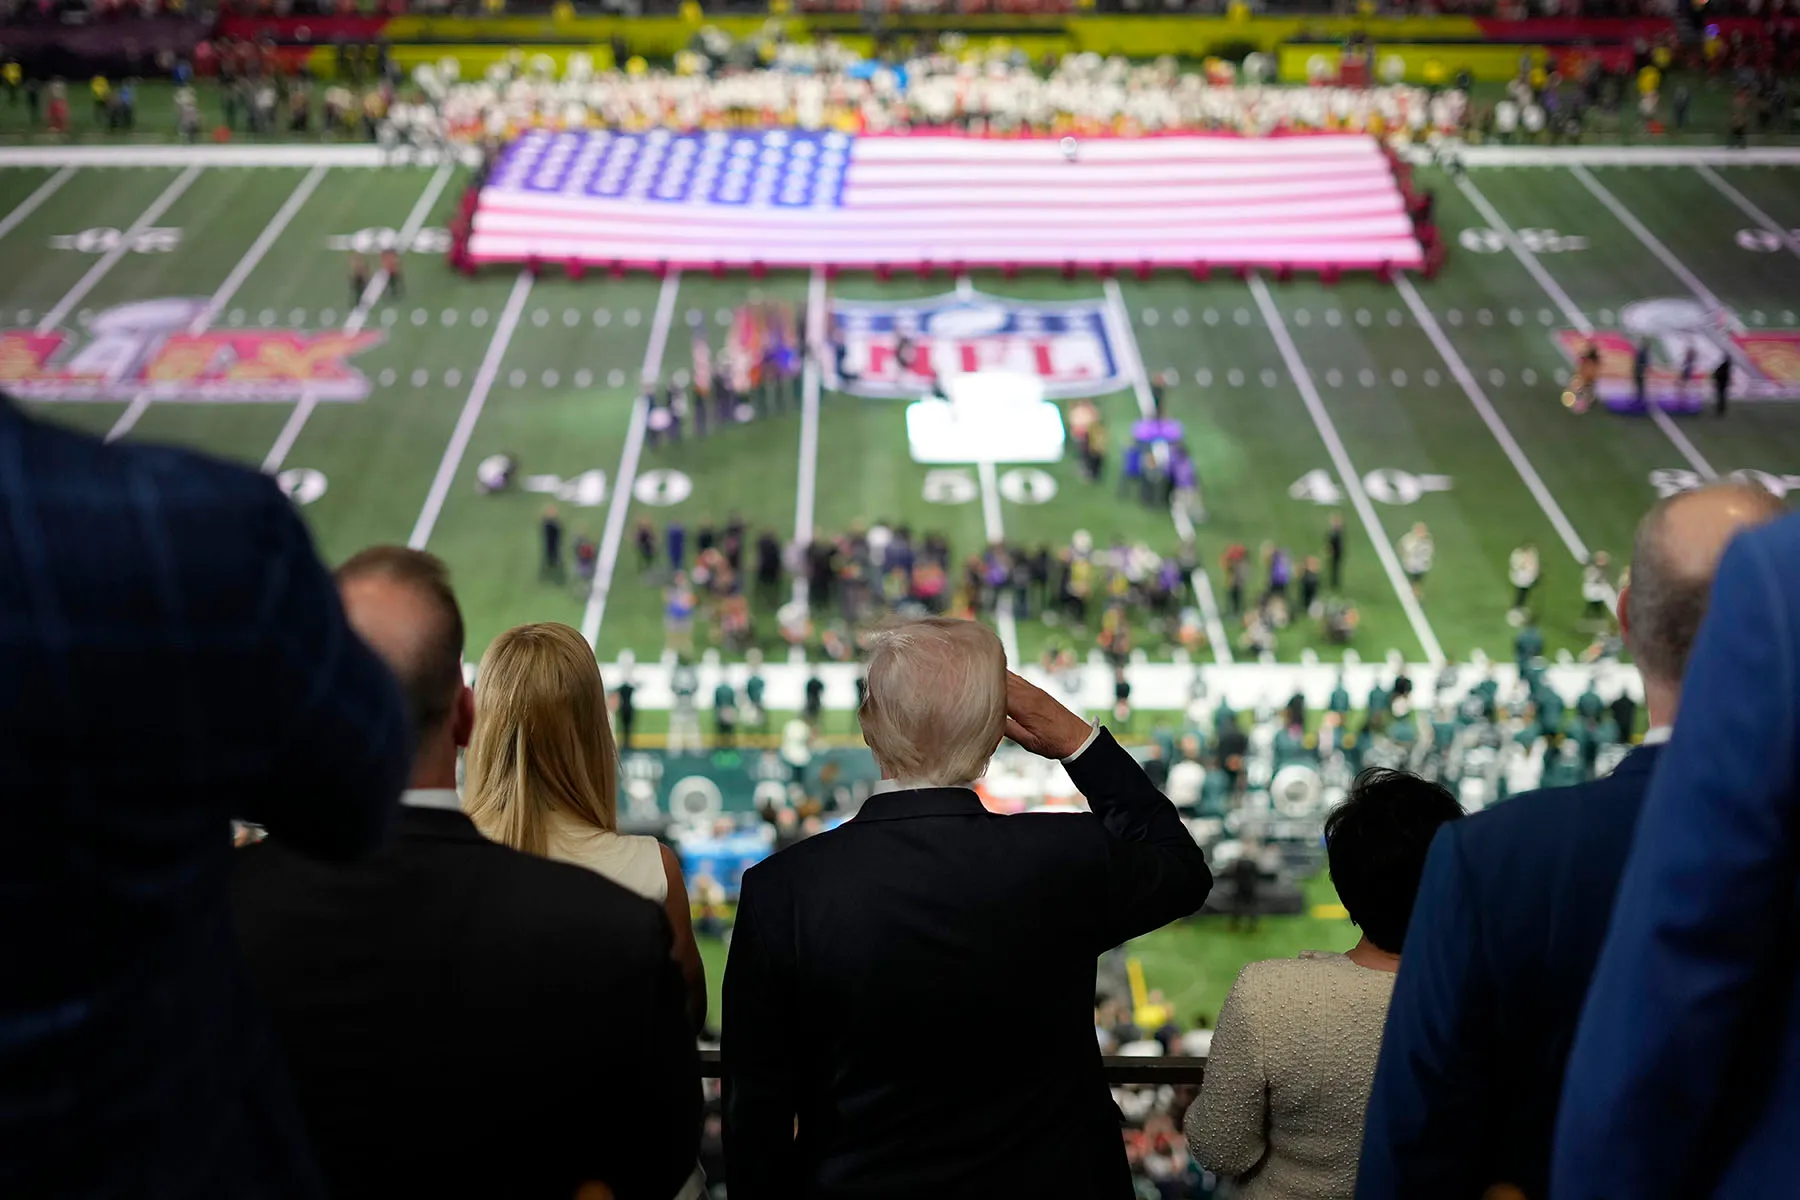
<box><xmin>8</xmin><ymin>150</ymin><xmax>1797</xmax><ymax>670</ymax></box>
<box><xmin>7</xmin><ymin>144</ymin><xmax>1797</xmax><ymax>1023</ymax></box>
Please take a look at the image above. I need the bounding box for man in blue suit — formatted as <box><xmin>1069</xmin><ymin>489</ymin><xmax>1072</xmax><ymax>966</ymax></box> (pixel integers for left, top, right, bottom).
<box><xmin>0</xmin><ymin>396</ymin><xmax>411</xmax><ymax>1197</ymax></box>
<box><xmin>1358</xmin><ymin>481</ymin><xmax>1785</xmax><ymax>1200</ymax></box>
<box><xmin>1555</xmin><ymin>508</ymin><xmax>1800</xmax><ymax>1199</ymax></box>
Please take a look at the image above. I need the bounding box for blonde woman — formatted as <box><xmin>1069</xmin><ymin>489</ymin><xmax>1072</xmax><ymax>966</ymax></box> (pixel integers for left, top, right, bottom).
<box><xmin>466</xmin><ymin>622</ymin><xmax>706</xmax><ymax>1028</ymax></box>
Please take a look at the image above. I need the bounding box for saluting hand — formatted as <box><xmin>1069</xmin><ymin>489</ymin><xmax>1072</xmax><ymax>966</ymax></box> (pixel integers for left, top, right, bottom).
<box><xmin>1004</xmin><ymin>671</ymin><xmax>1093</xmax><ymax>761</ymax></box>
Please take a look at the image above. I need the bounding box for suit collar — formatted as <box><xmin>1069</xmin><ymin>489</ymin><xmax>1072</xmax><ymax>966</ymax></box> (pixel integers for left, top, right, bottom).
<box><xmin>401</xmin><ymin>787</ymin><xmax>463</xmax><ymax>812</ymax></box>
<box><xmin>854</xmin><ymin>786</ymin><xmax>989</xmax><ymax>823</ymax></box>
<box><xmin>397</xmin><ymin>804</ymin><xmax>492</xmax><ymax>843</ymax></box>
<box><xmin>1611</xmin><ymin>741</ymin><xmax>1665</xmax><ymax>778</ymax></box>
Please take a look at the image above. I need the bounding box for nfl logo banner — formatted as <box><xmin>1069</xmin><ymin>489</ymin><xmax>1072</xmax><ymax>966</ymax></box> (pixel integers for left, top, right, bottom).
<box><xmin>830</xmin><ymin>291</ymin><xmax>1126</xmax><ymax>400</ymax></box>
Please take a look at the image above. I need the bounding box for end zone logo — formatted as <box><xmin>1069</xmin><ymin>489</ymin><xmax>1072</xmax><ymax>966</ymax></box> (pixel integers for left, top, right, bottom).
<box><xmin>831</xmin><ymin>291</ymin><xmax>1125</xmax><ymax>400</ymax></box>
<box><xmin>1556</xmin><ymin>298</ymin><xmax>1800</xmax><ymax>404</ymax></box>
<box><xmin>0</xmin><ymin>298</ymin><xmax>383</xmax><ymax>402</ymax></box>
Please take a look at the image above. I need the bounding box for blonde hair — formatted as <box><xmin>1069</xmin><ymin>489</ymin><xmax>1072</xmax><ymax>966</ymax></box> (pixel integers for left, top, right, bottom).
<box><xmin>464</xmin><ymin>622</ymin><xmax>619</xmax><ymax>857</ymax></box>
<box><xmin>858</xmin><ymin>618</ymin><xmax>1007</xmax><ymax>787</ymax></box>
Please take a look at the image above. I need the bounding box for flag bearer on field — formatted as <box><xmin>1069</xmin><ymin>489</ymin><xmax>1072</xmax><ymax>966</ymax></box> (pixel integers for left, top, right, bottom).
<box><xmin>381</xmin><ymin>247</ymin><xmax>403</xmax><ymax>300</ymax></box>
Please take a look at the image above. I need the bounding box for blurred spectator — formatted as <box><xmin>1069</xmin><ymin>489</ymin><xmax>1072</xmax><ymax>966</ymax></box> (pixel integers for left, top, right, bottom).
<box><xmin>464</xmin><ymin>621</ymin><xmax>707</xmax><ymax>1028</ymax></box>
<box><xmin>0</xmin><ymin>395</ymin><xmax>410</xmax><ymax>1198</ymax></box>
<box><xmin>232</xmin><ymin>549</ymin><xmax>700</xmax><ymax>1200</ymax></box>
<box><xmin>1554</xmin><ymin>507</ymin><xmax>1800</xmax><ymax>1198</ymax></box>
<box><xmin>724</xmin><ymin>624</ymin><xmax>1210</xmax><ymax>1198</ymax></box>
<box><xmin>1188</xmin><ymin>768</ymin><xmax>1463</xmax><ymax>1200</ymax></box>
<box><xmin>1361</xmin><ymin>482</ymin><xmax>1784</xmax><ymax>1200</ymax></box>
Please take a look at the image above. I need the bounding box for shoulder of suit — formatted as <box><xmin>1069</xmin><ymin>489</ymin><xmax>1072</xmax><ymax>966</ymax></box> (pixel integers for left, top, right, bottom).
<box><xmin>1227</xmin><ymin>955</ymin><xmax>1355</xmax><ymax>1007</ymax></box>
<box><xmin>22</xmin><ymin>408</ymin><xmax>277</xmax><ymax>503</ymax></box>
<box><xmin>1453</xmin><ymin>765</ymin><xmax>1650</xmax><ymax>861</ymax></box>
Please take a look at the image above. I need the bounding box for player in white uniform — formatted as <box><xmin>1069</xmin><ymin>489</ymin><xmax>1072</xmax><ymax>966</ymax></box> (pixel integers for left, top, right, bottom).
<box><xmin>1508</xmin><ymin>541</ymin><xmax>1541</xmax><ymax>625</ymax></box>
<box><xmin>1398</xmin><ymin>522</ymin><xmax>1434</xmax><ymax>598</ymax></box>
<box><xmin>1581</xmin><ymin>550</ymin><xmax>1612</xmax><ymax>629</ymax></box>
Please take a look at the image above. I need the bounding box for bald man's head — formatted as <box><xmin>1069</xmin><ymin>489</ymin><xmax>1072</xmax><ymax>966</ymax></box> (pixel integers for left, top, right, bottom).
<box><xmin>1626</xmin><ymin>482</ymin><xmax>1788</xmax><ymax>687</ymax></box>
<box><xmin>336</xmin><ymin>547</ymin><xmax>466</xmax><ymax>744</ymax></box>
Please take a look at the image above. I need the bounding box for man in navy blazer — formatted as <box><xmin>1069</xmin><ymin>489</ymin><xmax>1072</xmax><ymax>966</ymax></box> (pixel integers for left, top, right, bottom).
<box><xmin>0</xmin><ymin>397</ymin><xmax>411</xmax><ymax>1198</ymax></box>
<box><xmin>1358</xmin><ymin>481</ymin><xmax>1785</xmax><ymax>1200</ymax></box>
<box><xmin>1554</xmin><ymin>508</ymin><xmax>1800</xmax><ymax>1199</ymax></box>
<box><xmin>724</xmin><ymin>620</ymin><xmax>1212</xmax><ymax>1199</ymax></box>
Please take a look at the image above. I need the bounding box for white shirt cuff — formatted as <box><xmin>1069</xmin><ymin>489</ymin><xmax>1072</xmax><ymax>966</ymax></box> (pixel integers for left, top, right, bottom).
<box><xmin>1062</xmin><ymin>721</ymin><xmax>1103</xmax><ymax>764</ymax></box>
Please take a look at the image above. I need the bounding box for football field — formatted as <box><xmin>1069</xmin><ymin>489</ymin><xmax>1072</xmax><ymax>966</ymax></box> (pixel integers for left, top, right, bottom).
<box><xmin>8</xmin><ymin>145</ymin><xmax>1800</xmax><ymax>688</ymax></box>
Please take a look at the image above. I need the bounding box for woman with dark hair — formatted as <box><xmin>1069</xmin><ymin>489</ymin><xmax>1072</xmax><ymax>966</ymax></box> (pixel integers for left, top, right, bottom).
<box><xmin>1186</xmin><ymin>768</ymin><xmax>1464</xmax><ymax>1200</ymax></box>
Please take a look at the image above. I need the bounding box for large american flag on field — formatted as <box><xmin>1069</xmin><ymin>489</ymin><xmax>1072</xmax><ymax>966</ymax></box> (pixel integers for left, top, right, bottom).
<box><xmin>467</xmin><ymin>128</ymin><xmax>1424</xmax><ymax>272</ymax></box>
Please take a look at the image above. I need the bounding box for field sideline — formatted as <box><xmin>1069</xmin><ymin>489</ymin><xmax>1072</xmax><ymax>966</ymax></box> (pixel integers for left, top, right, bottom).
<box><xmin>6</xmin><ymin>143</ymin><xmax>1800</xmax><ymax>701</ymax></box>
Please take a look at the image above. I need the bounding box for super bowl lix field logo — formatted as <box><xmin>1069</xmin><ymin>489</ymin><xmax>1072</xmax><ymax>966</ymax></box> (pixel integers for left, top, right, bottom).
<box><xmin>1556</xmin><ymin>298</ymin><xmax>1800</xmax><ymax>409</ymax></box>
<box><xmin>0</xmin><ymin>298</ymin><xmax>383</xmax><ymax>402</ymax></box>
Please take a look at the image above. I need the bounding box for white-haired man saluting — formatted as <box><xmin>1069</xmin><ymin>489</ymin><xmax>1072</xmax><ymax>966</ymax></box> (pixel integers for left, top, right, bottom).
<box><xmin>723</xmin><ymin>617</ymin><xmax>1212</xmax><ymax>1200</ymax></box>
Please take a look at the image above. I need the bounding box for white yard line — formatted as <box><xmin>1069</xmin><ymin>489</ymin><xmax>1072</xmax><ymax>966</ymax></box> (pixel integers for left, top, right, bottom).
<box><xmin>346</xmin><ymin>163</ymin><xmax>454</xmax><ymax>336</ymax></box>
<box><xmin>0</xmin><ymin>145</ymin><xmax>478</xmax><ymax>168</ymax></box>
<box><xmin>1102</xmin><ymin>278</ymin><xmax>1232</xmax><ymax>665</ymax></box>
<box><xmin>1695</xmin><ymin>165</ymin><xmax>1800</xmax><ymax>262</ymax></box>
<box><xmin>1396</xmin><ymin>275</ymin><xmax>1615</xmax><ymax>614</ymax></box>
<box><xmin>976</xmin><ymin>458</ymin><xmax>1022</xmax><ymax>666</ymax></box>
<box><xmin>103</xmin><ymin>392</ymin><xmax>152</xmax><ymax>443</ymax></box>
<box><xmin>791</xmin><ymin>266</ymin><xmax>827</xmax><ymax>609</ymax></box>
<box><xmin>580</xmin><ymin>270</ymin><xmax>682</xmax><ymax>646</ymax></box>
<box><xmin>262</xmin><ymin>394</ymin><xmax>318</xmax><ymax>473</ymax></box>
<box><xmin>0</xmin><ymin>165</ymin><xmax>75</xmax><ymax>245</ymax></box>
<box><xmin>1249</xmin><ymin>273</ymin><xmax>1445</xmax><ymax>666</ymax></box>
<box><xmin>193</xmin><ymin>164</ymin><xmax>328</xmax><ymax>330</ymax></box>
<box><xmin>38</xmin><ymin>165</ymin><xmax>201</xmax><ymax>333</ymax></box>
<box><xmin>1397</xmin><ymin>276</ymin><xmax>1590</xmax><ymax>560</ymax></box>
<box><xmin>111</xmin><ymin>166</ymin><xmax>322</xmax><ymax>443</ymax></box>
<box><xmin>1430</xmin><ymin>147</ymin><xmax>1800</xmax><ymax>167</ymax></box>
<box><xmin>408</xmin><ymin>271</ymin><xmax>535</xmax><ymax>549</ymax></box>
<box><xmin>1570</xmin><ymin>164</ymin><xmax>1723</xmax><ymax>311</ymax></box>
<box><xmin>263</xmin><ymin>164</ymin><xmax>456</xmax><ymax>474</ymax></box>
<box><xmin>1646</xmin><ymin>404</ymin><xmax>1716</xmax><ymax>479</ymax></box>
<box><xmin>1456</xmin><ymin>174</ymin><xmax>1717</xmax><ymax>480</ymax></box>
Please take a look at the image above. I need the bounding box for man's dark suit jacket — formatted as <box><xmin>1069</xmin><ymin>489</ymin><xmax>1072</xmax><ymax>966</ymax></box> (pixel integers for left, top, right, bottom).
<box><xmin>1357</xmin><ymin>744</ymin><xmax>1664</xmax><ymax>1200</ymax></box>
<box><xmin>231</xmin><ymin>804</ymin><xmax>702</xmax><ymax>1200</ymax></box>
<box><xmin>0</xmin><ymin>399</ymin><xmax>411</xmax><ymax>1198</ymax></box>
<box><xmin>722</xmin><ymin>729</ymin><xmax>1212</xmax><ymax>1199</ymax></box>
